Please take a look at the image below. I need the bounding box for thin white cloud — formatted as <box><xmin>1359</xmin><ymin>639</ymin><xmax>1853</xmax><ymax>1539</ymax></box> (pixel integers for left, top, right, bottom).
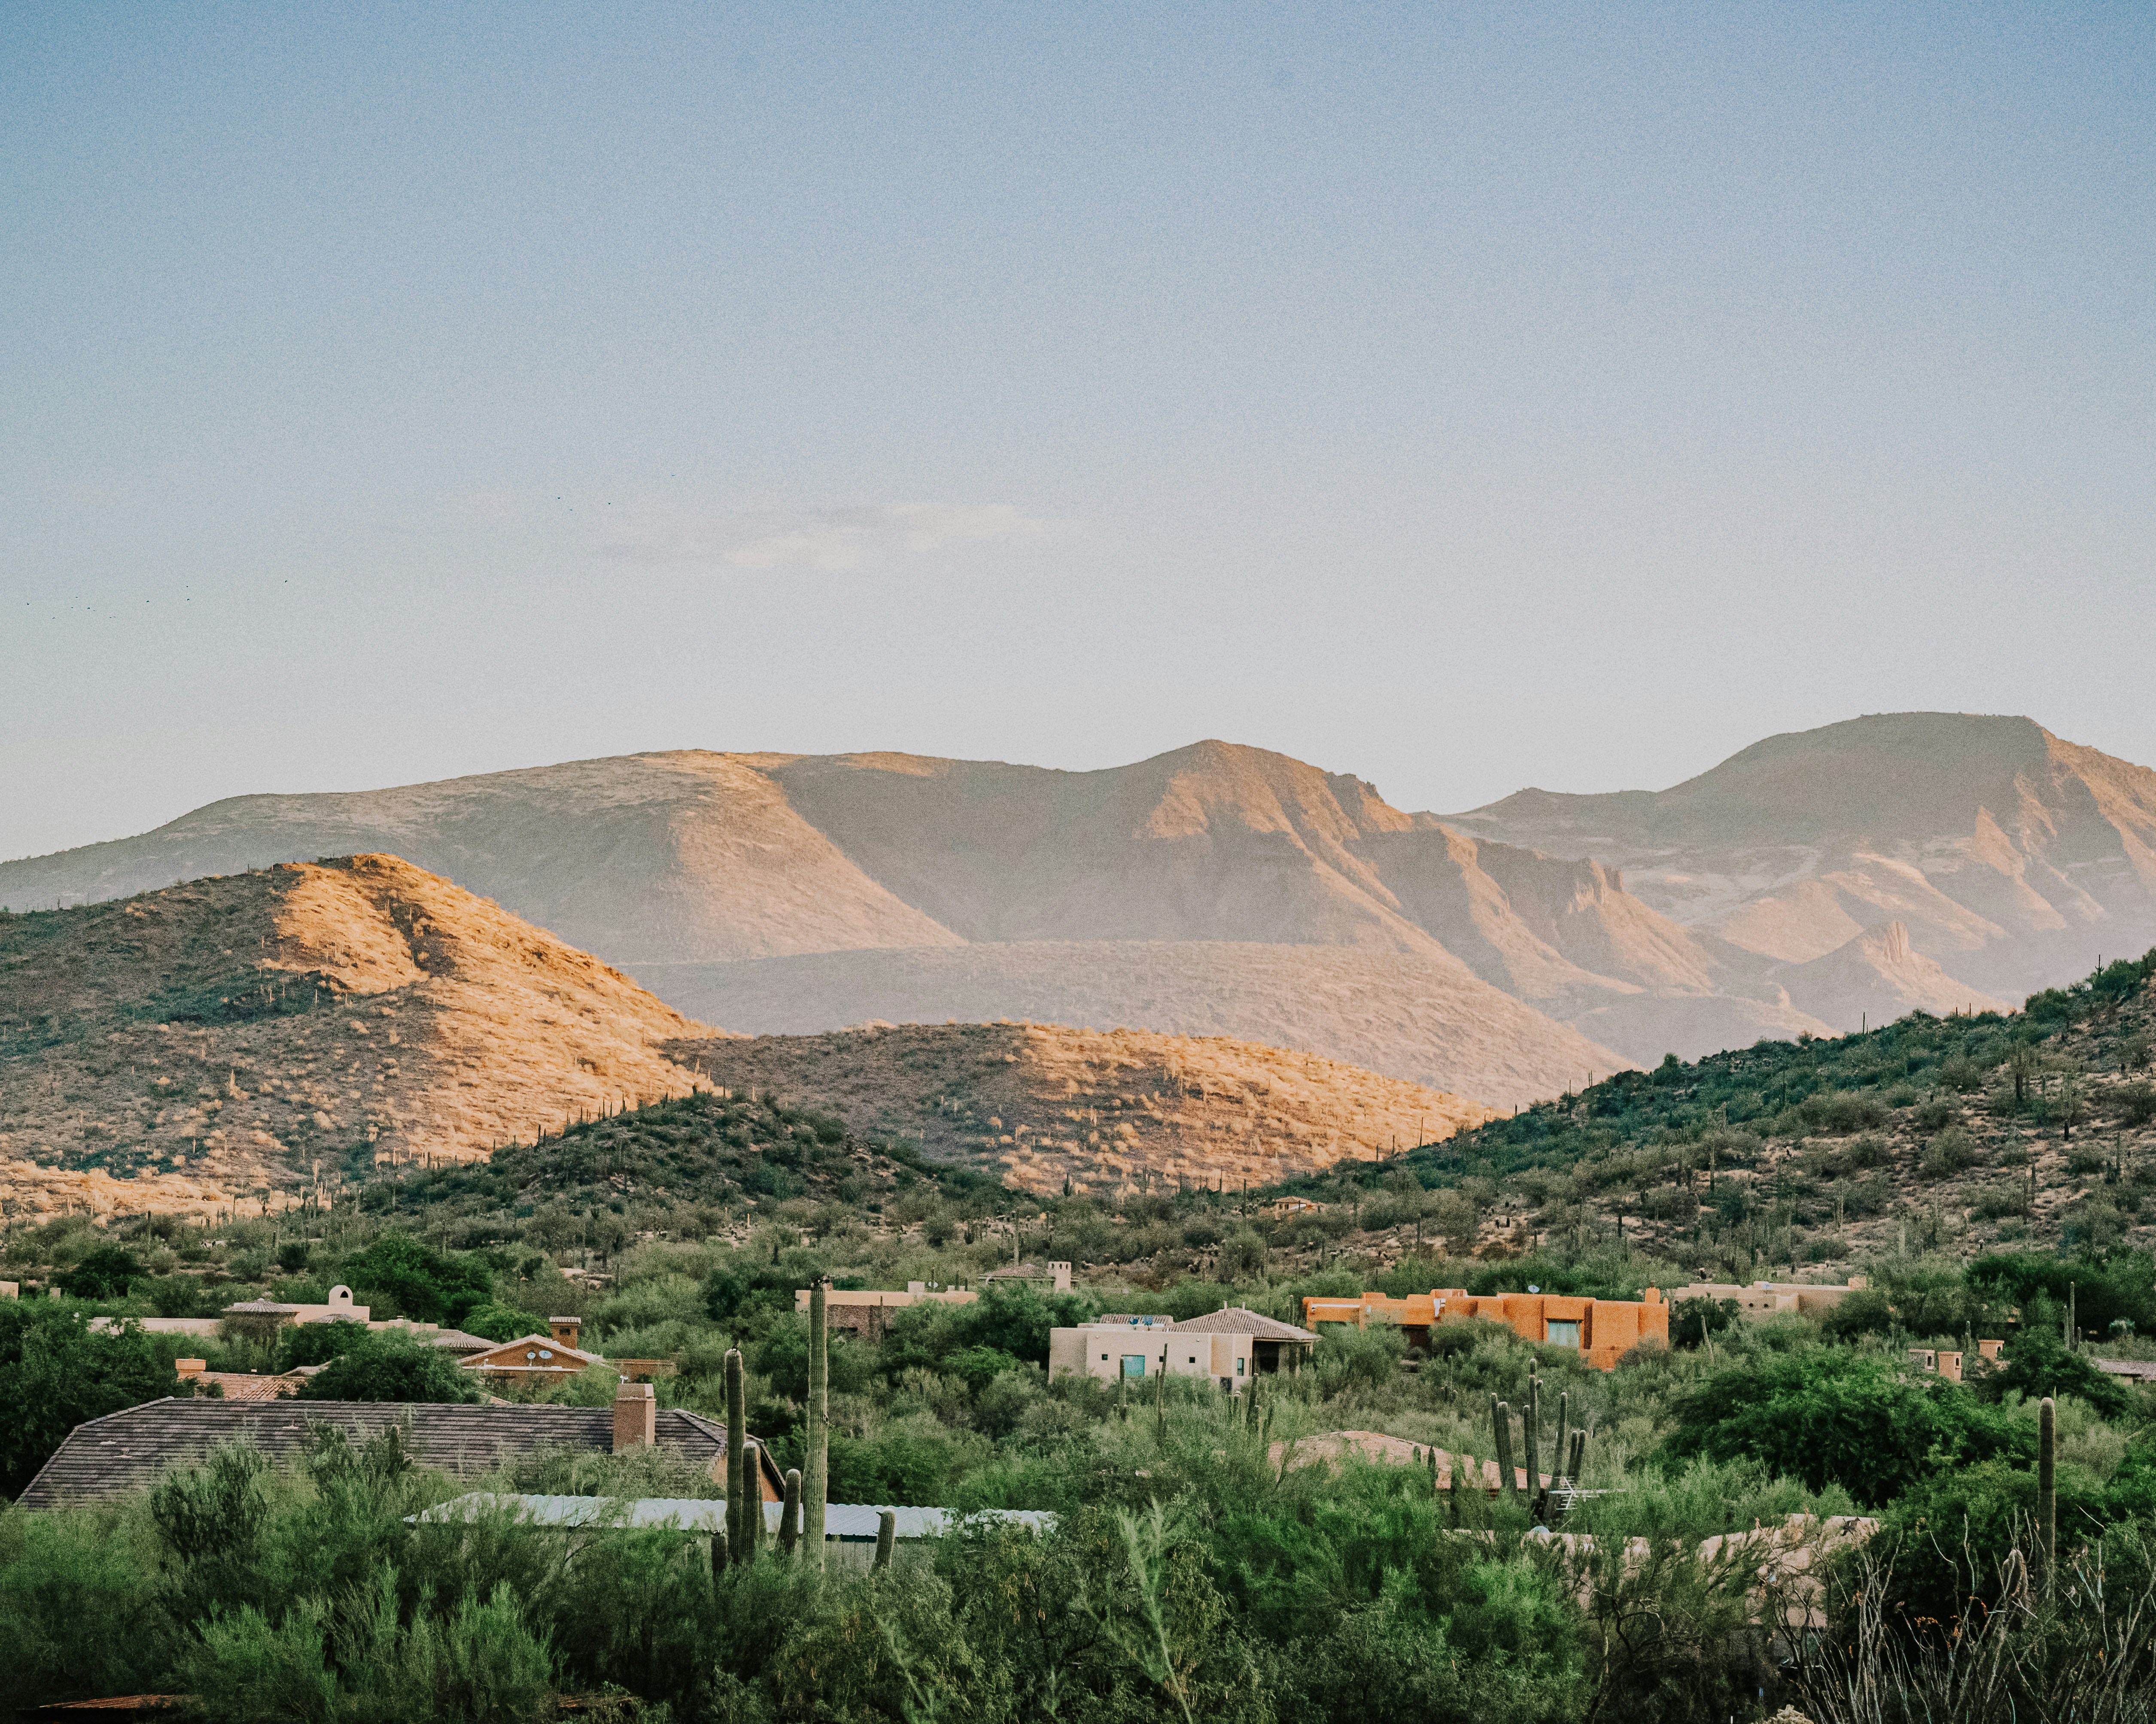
<box><xmin>602</xmin><ymin>502</ymin><xmax>1053</xmax><ymax>571</ymax></box>
<box><xmin>888</xmin><ymin>502</ymin><xmax>1050</xmax><ymax>552</ymax></box>
<box><xmin>726</xmin><ymin>523</ymin><xmax>876</xmax><ymax>571</ymax></box>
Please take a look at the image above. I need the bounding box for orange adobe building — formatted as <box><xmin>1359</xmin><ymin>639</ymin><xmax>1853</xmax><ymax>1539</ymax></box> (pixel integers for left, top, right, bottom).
<box><xmin>1300</xmin><ymin>1287</ymin><xmax>1668</xmax><ymax>1371</ymax></box>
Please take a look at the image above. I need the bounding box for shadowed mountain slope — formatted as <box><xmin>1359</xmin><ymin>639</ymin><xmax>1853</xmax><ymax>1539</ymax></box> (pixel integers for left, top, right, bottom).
<box><xmin>674</xmin><ymin>1019</ymin><xmax>1499</xmax><ymax>1196</ymax></box>
<box><xmin>639</xmin><ymin>940</ymin><xmax>1628</xmax><ymax>1114</ymax></box>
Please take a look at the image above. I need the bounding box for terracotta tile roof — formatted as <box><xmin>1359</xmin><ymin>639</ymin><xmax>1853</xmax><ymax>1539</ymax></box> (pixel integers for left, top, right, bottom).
<box><xmin>1168</xmin><ymin>1307</ymin><xmax>1316</xmax><ymax>1341</ymax></box>
<box><xmin>189</xmin><ymin>1372</ymin><xmax>304</xmax><ymax>1402</ymax></box>
<box><xmin>422</xmin><ymin>1329</ymin><xmax>496</xmax><ymax>1354</ymax></box>
<box><xmin>17</xmin><ymin>1399</ymin><xmax>778</xmax><ymax>1512</ymax></box>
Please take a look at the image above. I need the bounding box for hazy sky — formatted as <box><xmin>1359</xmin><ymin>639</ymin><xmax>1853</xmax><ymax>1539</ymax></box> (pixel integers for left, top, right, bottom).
<box><xmin>6</xmin><ymin>4</ymin><xmax>2153</xmax><ymax>859</ymax></box>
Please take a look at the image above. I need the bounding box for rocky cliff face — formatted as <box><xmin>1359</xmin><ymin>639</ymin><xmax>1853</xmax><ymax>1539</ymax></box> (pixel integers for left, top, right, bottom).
<box><xmin>1447</xmin><ymin>712</ymin><xmax>2156</xmax><ymax>1009</ymax></box>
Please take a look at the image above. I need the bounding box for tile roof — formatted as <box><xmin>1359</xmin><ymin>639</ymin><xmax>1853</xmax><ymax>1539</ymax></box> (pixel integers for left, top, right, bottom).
<box><xmin>1168</xmin><ymin>1307</ymin><xmax>1317</xmax><ymax>1341</ymax></box>
<box><xmin>189</xmin><ymin>1372</ymin><xmax>304</xmax><ymax>1402</ymax></box>
<box><xmin>17</xmin><ymin>1399</ymin><xmax>776</xmax><ymax>1513</ymax></box>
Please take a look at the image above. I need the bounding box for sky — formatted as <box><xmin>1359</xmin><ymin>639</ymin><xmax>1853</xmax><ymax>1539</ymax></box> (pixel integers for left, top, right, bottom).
<box><xmin>4</xmin><ymin>3</ymin><xmax>2153</xmax><ymax>859</ymax></box>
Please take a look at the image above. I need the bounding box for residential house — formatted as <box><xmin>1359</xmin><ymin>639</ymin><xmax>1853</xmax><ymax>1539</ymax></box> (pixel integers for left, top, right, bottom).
<box><xmin>1049</xmin><ymin>1307</ymin><xmax>1315</xmax><ymax>1390</ymax></box>
<box><xmin>458</xmin><ymin>1317</ymin><xmax>610</xmax><ymax>1386</ymax></box>
<box><xmin>1666</xmin><ymin>1278</ymin><xmax>1870</xmax><ymax>1320</ymax></box>
<box><xmin>795</xmin><ymin>1281</ymin><xmax>980</xmax><ymax>1339</ymax></box>
<box><xmin>18</xmin><ymin>1382</ymin><xmax>786</xmax><ymax>1512</ymax></box>
<box><xmin>985</xmin><ymin>1261</ymin><xmax>1073</xmax><ymax>1292</ymax></box>
<box><xmin>1302</xmin><ymin>1287</ymin><xmax>1669</xmax><ymax>1370</ymax></box>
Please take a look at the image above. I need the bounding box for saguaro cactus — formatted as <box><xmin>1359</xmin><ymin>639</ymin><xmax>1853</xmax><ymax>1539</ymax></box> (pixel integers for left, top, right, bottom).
<box><xmin>724</xmin><ymin>1347</ymin><xmax>748</xmax><ymax>1556</ymax></box>
<box><xmin>782</xmin><ymin>1468</ymin><xmax>803</xmax><ymax>1558</ymax></box>
<box><xmin>806</xmin><ymin>1279</ymin><xmax>829</xmax><ymax>1569</ymax></box>
<box><xmin>1522</xmin><ymin>1376</ymin><xmax>1542</xmax><ymax>1501</ymax></box>
<box><xmin>1555</xmin><ymin>1390</ymin><xmax>1571</xmax><ymax>1482</ymax></box>
<box><xmin>711</xmin><ymin>1523</ymin><xmax>729</xmax><ymax>1576</ymax></box>
<box><xmin>1567</xmin><ymin>1428</ymin><xmax>1586</xmax><ymax>1485</ymax></box>
<box><xmin>874</xmin><ymin>1508</ymin><xmax>897</xmax><ymax>1571</ymax></box>
<box><xmin>1491</xmin><ymin>1396</ymin><xmax>1517</xmax><ymax>1502</ymax></box>
<box><xmin>741</xmin><ymin>1442</ymin><xmax>761</xmax><ymax>1561</ymax></box>
<box><xmin>2039</xmin><ymin>1395</ymin><xmax>2057</xmax><ymax>1587</ymax></box>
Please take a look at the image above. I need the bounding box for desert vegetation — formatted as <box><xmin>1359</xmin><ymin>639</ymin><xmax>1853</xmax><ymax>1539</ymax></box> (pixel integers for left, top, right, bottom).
<box><xmin>6</xmin><ymin>959</ymin><xmax>2156</xmax><ymax>1720</ymax></box>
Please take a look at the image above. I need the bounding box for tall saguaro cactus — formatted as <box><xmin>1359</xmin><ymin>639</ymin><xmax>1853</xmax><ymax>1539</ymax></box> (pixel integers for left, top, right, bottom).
<box><xmin>874</xmin><ymin>1508</ymin><xmax>897</xmax><ymax>1571</ymax></box>
<box><xmin>2039</xmin><ymin>1395</ymin><xmax>2058</xmax><ymax>1588</ymax></box>
<box><xmin>1554</xmin><ymin>1390</ymin><xmax>1571</xmax><ymax>1482</ymax></box>
<box><xmin>724</xmin><ymin>1346</ymin><xmax>748</xmax><ymax>1558</ymax></box>
<box><xmin>782</xmin><ymin>1468</ymin><xmax>803</xmax><ymax>1558</ymax></box>
<box><xmin>1522</xmin><ymin>1376</ymin><xmax>1542</xmax><ymax>1502</ymax></box>
<box><xmin>806</xmin><ymin>1279</ymin><xmax>829</xmax><ymax>1569</ymax></box>
<box><xmin>1491</xmin><ymin>1396</ymin><xmax>1517</xmax><ymax>1502</ymax></box>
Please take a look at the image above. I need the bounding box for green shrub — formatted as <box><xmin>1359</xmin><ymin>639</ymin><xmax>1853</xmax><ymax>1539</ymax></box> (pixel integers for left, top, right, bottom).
<box><xmin>296</xmin><ymin>1333</ymin><xmax>481</xmax><ymax>1404</ymax></box>
<box><xmin>0</xmin><ymin>1305</ymin><xmax>177</xmax><ymax>1498</ymax></box>
<box><xmin>57</xmin><ymin>1246</ymin><xmax>143</xmax><ymax>1301</ymax></box>
<box><xmin>1663</xmin><ymin>1346</ymin><xmax>2029</xmax><ymax>1507</ymax></box>
<box><xmin>457</xmin><ymin>1303</ymin><xmax>547</xmax><ymax>1344</ymax></box>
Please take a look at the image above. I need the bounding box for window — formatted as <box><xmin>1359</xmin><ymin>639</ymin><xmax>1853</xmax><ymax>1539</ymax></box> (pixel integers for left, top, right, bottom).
<box><xmin>1121</xmin><ymin>1355</ymin><xmax>1146</xmax><ymax>1377</ymax></box>
<box><xmin>1236</xmin><ymin>1358</ymin><xmax>1245</xmax><ymax>1376</ymax></box>
<box><xmin>1188</xmin><ymin>1356</ymin><xmax>1197</xmax><ymax>1365</ymax></box>
<box><xmin>1100</xmin><ymin>1353</ymin><xmax>1109</xmax><ymax>1362</ymax></box>
<box><xmin>1545</xmin><ymin>1320</ymin><xmax>1581</xmax><ymax>1349</ymax></box>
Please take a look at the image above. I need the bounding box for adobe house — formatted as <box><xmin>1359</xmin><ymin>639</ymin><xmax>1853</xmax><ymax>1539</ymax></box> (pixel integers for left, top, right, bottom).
<box><xmin>219</xmin><ymin>1284</ymin><xmax>371</xmax><ymax>1342</ymax></box>
<box><xmin>795</xmin><ymin>1280</ymin><xmax>980</xmax><ymax>1339</ymax></box>
<box><xmin>985</xmin><ymin>1260</ymin><xmax>1073</xmax><ymax>1292</ymax></box>
<box><xmin>1049</xmin><ymin>1308</ymin><xmax>1316</xmax><ymax>1390</ymax></box>
<box><xmin>19</xmin><ymin>1382</ymin><xmax>785</xmax><ymax>1512</ymax></box>
<box><xmin>1301</xmin><ymin>1287</ymin><xmax>1669</xmax><ymax>1370</ymax></box>
<box><xmin>458</xmin><ymin>1317</ymin><xmax>611</xmax><ymax>1386</ymax></box>
<box><xmin>1666</xmin><ymin>1277</ymin><xmax>1869</xmax><ymax>1320</ymax></box>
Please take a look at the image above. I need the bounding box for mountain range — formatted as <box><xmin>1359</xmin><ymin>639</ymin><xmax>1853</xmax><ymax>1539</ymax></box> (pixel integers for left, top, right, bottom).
<box><xmin>8</xmin><ymin>713</ymin><xmax>2150</xmax><ymax>1107</ymax></box>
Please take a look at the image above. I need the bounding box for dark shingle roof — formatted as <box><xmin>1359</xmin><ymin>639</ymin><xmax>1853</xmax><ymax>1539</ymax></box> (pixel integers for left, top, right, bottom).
<box><xmin>18</xmin><ymin>1399</ymin><xmax>778</xmax><ymax>1512</ymax></box>
<box><xmin>1169</xmin><ymin>1307</ymin><xmax>1316</xmax><ymax>1341</ymax></box>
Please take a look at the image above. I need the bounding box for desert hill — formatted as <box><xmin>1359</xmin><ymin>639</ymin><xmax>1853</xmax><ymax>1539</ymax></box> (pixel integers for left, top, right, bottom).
<box><xmin>1416</xmin><ymin>949</ymin><xmax>2156</xmax><ymax>1270</ymax></box>
<box><xmin>0</xmin><ymin>856</ymin><xmax>715</xmax><ymax>1220</ymax></box>
<box><xmin>1449</xmin><ymin>713</ymin><xmax>2156</xmax><ymax>1008</ymax></box>
<box><xmin>642</xmin><ymin>941</ymin><xmax>1633</xmax><ymax>1114</ymax></box>
<box><xmin>15</xmin><ymin>718</ymin><xmax>2144</xmax><ymax>1077</ymax></box>
<box><xmin>672</xmin><ymin>1019</ymin><xmax>1499</xmax><ymax>1196</ymax></box>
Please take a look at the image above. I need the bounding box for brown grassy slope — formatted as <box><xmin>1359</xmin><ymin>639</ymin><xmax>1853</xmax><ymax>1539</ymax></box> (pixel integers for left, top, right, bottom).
<box><xmin>639</xmin><ymin>940</ymin><xmax>1629</xmax><ymax>1114</ymax></box>
<box><xmin>671</xmin><ymin>1020</ymin><xmax>1499</xmax><ymax>1196</ymax></box>
<box><xmin>0</xmin><ymin>855</ymin><xmax>718</xmax><ymax>1220</ymax></box>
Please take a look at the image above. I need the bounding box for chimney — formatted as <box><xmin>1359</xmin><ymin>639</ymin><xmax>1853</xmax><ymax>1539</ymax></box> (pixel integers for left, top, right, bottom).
<box><xmin>613</xmin><ymin>1381</ymin><xmax>656</xmax><ymax>1452</ymax></box>
<box><xmin>176</xmin><ymin>1359</ymin><xmax>206</xmax><ymax>1379</ymax></box>
<box><xmin>550</xmin><ymin>1316</ymin><xmax>582</xmax><ymax>1351</ymax></box>
<box><xmin>1049</xmin><ymin>1261</ymin><xmax>1072</xmax><ymax>1291</ymax></box>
